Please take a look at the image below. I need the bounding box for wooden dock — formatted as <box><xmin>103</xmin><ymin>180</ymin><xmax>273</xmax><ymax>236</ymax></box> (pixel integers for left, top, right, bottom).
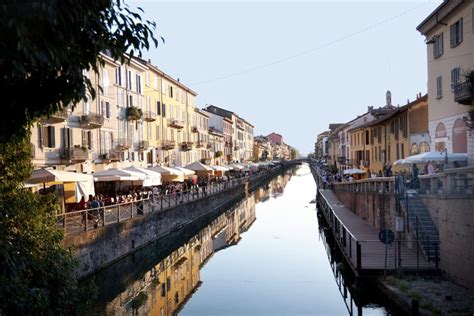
<box><xmin>317</xmin><ymin>189</ymin><xmax>436</xmax><ymax>275</ymax></box>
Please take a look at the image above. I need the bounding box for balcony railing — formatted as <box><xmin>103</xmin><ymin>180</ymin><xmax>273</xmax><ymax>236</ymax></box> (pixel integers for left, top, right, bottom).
<box><xmin>139</xmin><ymin>140</ymin><xmax>149</xmax><ymax>150</ymax></box>
<box><xmin>206</xmin><ymin>143</ymin><xmax>212</xmax><ymax>149</ymax></box>
<box><xmin>195</xmin><ymin>141</ymin><xmax>203</xmax><ymax>148</ymax></box>
<box><xmin>180</xmin><ymin>141</ymin><xmax>193</xmax><ymax>151</ymax></box>
<box><xmin>191</xmin><ymin>126</ymin><xmax>198</xmax><ymax>133</ymax></box>
<box><xmin>99</xmin><ymin>150</ymin><xmax>121</xmax><ymax>162</ymax></box>
<box><xmin>162</xmin><ymin>140</ymin><xmax>175</xmax><ymax>150</ymax></box>
<box><xmin>236</xmin><ymin>123</ymin><xmax>244</xmax><ymax>130</ymax></box>
<box><xmin>115</xmin><ymin>138</ymin><xmax>132</xmax><ymax>150</ymax></box>
<box><xmin>143</xmin><ymin>111</ymin><xmax>157</xmax><ymax>121</ymax></box>
<box><xmin>169</xmin><ymin>119</ymin><xmax>184</xmax><ymax>129</ymax></box>
<box><xmin>454</xmin><ymin>81</ymin><xmax>474</xmax><ymax>105</ymax></box>
<box><xmin>43</xmin><ymin>108</ymin><xmax>68</xmax><ymax>124</ymax></box>
<box><xmin>79</xmin><ymin>112</ymin><xmax>104</xmax><ymax>129</ymax></box>
<box><xmin>61</xmin><ymin>147</ymin><xmax>89</xmax><ymax>162</ymax></box>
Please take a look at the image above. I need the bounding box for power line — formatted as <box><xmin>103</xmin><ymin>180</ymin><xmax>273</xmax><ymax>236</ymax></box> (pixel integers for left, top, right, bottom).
<box><xmin>190</xmin><ymin>0</ymin><xmax>435</xmax><ymax>86</ymax></box>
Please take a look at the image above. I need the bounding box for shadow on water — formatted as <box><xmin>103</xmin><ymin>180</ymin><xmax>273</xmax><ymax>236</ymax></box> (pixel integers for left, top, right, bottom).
<box><xmin>83</xmin><ymin>169</ymin><xmax>294</xmax><ymax>315</ymax></box>
<box><xmin>317</xmin><ymin>211</ymin><xmax>393</xmax><ymax>316</ymax></box>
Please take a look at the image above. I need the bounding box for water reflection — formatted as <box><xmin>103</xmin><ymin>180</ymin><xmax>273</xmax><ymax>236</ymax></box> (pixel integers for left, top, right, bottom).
<box><xmin>87</xmin><ymin>171</ymin><xmax>293</xmax><ymax>316</ymax></box>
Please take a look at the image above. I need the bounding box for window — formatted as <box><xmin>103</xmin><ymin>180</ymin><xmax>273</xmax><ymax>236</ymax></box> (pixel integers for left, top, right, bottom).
<box><xmin>153</xmin><ymin>76</ymin><xmax>158</xmax><ymax>90</ymax></box>
<box><xmin>128</xmin><ymin>95</ymin><xmax>133</xmax><ymax>107</ymax></box>
<box><xmin>432</xmin><ymin>33</ymin><xmax>443</xmax><ymax>58</ymax></box>
<box><xmin>395</xmin><ymin>143</ymin><xmax>399</xmax><ymax>160</ymax></box>
<box><xmin>169</xmin><ymin>85</ymin><xmax>173</xmax><ymax>98</ymax></box>
<box><xmin>451</xmin><ymin>67</ymin><xmax>461</xmax><ymax>91</ymax></box>
<box><xmin>162</xmin><ymin>103</ymin><xmax>166</xmax><ymax>117</ymax></box>
<box><xmin>102</xmin><ymin>69</ymin><xmax>109</xmax><ymax>95</ymax></box>
<box><xmin>450</xmin><ymin>18</ymin><xmax>463</xmax><ymax>47</ymax></box>
<box><xmin>401</xmin><ymin>144</ymin><xmax>404</xmax><ymax>159</ymax></box>
<box><xmin>436</xmin><ymin>76</ymin><xmax>443</xmax><ymax>98</ymax></box>
<box><xmin>81</xmin><ymin>130</ymin><xmax>93</xmax><ymax>150</ymax></box>
<box><xmin>115</xmin><ymin>67</ymin><xmax>122</xmax><ymax>86</ymax></box>
<box><xmin>136</xmin><ymin>74</ymin><xmax>142</xmax><ymax>93</ymax></box>
<box><xmin>127</xmin><ymin>70</ymin><xmax>132</xmax><ymax>90</ymax></box>
<box><xmin>410</xmin><ymin>143</ymin><xmax>419</xmax><ymax>156</ymax></box>
<box><xmin>39</xmin><ymin>125</ymin><xmax>56</xmax><ymax>148</ymax></box>
<box><xmin>157</xmin><ymin>101</ymin><xmax>161</xmax><ymax>115</ymax></box>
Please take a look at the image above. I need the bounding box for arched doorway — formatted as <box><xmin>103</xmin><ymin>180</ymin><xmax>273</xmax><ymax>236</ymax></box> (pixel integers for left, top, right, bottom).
<box><xmin>435</xmin><ymin>122</ymin><xmax>447</xmax><ymax>151</ymax></box>
<box><xmin>419</xmin><ymin>141</ymin><xmax>430</xmax><ymax>153</ymax></box>
<box><xmin>452</xmin><ymin>118</ymin><xmax>467</xmax><ymax>153</ymax></box>
<box><xmin>410</xmin><ymin>143</ymin><xmax>419</xmax><ymax>156</ymax></box>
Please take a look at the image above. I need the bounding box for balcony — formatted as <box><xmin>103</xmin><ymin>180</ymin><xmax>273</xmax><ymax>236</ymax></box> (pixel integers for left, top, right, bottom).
<box><xmin>206</xmin><ymin>143</ymin><xmax>212</xmax><ymax>149</ymax></box>
<box><xmin>61</xmin><ymin>147</ymin><xmax>89</xmax><ymax>162</ymax></box>
<box><xmin>236</xmin><ymin>123</ymin><xmax>244</xmax><ymax>130</ymax></box>
<box><xmin>126</xmin><ymin>106</ymin><xmax>143</xmax><ymax>121</ymax></box>
<box><xmin>43</xmin><ymin>108</ymin><xmax>68</xmax><ymax>124</ymax></box>
<box><xmin>180</xmin><ymin>141</ymin><xmax>193</xmax><ymax>151</ymax></box>
<box><xmin>191</xmin><ymin>126</ymin><xmax>198</xmax><ymax>133</ymax></box>
<box><xmin>162</xmin><ymin>140</ymin><xmax>175</xmax><ymax>150</ymax></box>
<box><xmin>143</xmin><ymin>111</ymin><xmax>157</xmax><ymax>122</ymax></box>
<box><xmin>454</xmin><ymin>81</ymin><xmax>474</xmax><ymax>105</ymax></box>
<box><xmin>234</xmin><ymin>145</ymin><xmax>240</xmax><ymax>150</ymax></box>
<box><xmin>79</xmin><ymin>112</ymin><xmax>104</xmax><ymax>129</ymax></box>
<box><xmin>99</xmin><ymin>151</ymin><xmax>121</xmax><ymax>162</ymax></box>
<box><xmin>169</xmin><ymin>119</ymin><xmax>184</xmax><ymax>129</ymax></box>
<box><xmin>115</xmin><ymin>138</ymin><xmax>132</xmax><ymax>150</ymax></box>
<box><xmin>139</xmin><ymin>140</ymin><xmax>149</xmax><ymax>150</ymax></box>
<box><xmin>195</xmin><ymin>141</ymin><xmax>203</xmax><ymax>148</ymax></box>
<box><xmin>337</xmin><ymin>157</ymin><xmax>346</xmax><ymax>164</ymax></box>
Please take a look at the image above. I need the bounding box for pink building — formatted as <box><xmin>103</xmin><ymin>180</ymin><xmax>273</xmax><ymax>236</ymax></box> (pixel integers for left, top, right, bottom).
<box><xmin>266</xmin><ymin>132</ymin><xmax>283</xmax><ymax>145</ymax></box>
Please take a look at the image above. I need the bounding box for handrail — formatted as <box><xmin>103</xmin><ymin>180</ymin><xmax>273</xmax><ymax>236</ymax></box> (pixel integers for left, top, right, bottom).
<box><xmin>54</xmin><ymin>170</ymin><xmax>279</xmax><ymax>236</ymax></box>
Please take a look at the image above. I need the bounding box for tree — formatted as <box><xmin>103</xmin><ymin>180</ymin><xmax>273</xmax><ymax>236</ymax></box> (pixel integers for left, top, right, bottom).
<box><xmin>0</xmin><ymin>1</ymin><xmax>159</xmax><ymax>313</ymax></box>
<box><xmin>0</xmin><ymin>0</ymin><xmax>161</xmax><ymax>142</ymax></box>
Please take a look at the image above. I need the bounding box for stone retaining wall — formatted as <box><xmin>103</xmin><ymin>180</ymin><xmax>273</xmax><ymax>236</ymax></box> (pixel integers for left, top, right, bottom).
<box><xmin>65</xmin><ymin>167</ymin><xmax>290</xmax><ymax>278</ymax></box>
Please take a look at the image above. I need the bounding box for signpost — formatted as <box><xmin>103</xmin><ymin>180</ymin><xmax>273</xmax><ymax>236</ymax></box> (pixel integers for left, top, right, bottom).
<box><xmin>379</xmin><ymin>229</ymin><xmax>395</xmax><ymax>279</ymax></box>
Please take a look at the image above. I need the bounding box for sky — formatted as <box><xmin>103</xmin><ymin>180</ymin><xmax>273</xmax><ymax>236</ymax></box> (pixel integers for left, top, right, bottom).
<box><xmin>131</xmin><ymin>0</ymin><xmax>443</xmax><ymax>155</ymax></box>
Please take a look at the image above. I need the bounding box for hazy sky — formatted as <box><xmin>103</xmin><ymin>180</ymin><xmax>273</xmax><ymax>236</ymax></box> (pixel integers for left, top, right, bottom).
<box><xmin>131</xmin><ymin>0</ymin><xmax>442</xmax><ymax>154</ymax></box>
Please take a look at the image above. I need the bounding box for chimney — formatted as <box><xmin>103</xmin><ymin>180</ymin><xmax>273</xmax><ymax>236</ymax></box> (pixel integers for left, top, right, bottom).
<box><xmin>177</xmin><ymin>78</ymin><xmax>180</xmax><ymax>82</ymax></box>
<box><xmin>148</xmin><ymin>59</ymin><xmax>151</xmax><ymax>63</ymax></box>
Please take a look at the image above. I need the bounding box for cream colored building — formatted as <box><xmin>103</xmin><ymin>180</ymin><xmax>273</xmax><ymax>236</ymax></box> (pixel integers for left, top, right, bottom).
<box><xmin>417</xmin><ymin>0</ymin><xmax>474</xmax><ymax>164</ymax></box>
<box><xmin>193</xmin><ymin>109</ymin><xmax>210</xmax><ymax>164</ymax></box>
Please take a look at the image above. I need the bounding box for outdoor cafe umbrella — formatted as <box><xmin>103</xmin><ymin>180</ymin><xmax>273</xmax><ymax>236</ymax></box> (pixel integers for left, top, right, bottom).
<box><xmin>185</xmin><ymin>161</ymin><xmax>213</xmax><ymax>173</ymax></box>
<box><xmin>92</xmin><ymin>168</ymin><xmax>146</xmax><ymax>182</ymax></box>
<box><xmin>343</xmin><ymin>168</ymin><xmax>366</xmax><ymax>175</ymax></box>
<box><xmin>393</xmin><ymin>151</ymin><xmax>468</xmax><ymax>165</ymax></box>
<box><xmin>26</xmin><ymin>169</ymin><xmax>95</xmax><ymax>205</ymax></box>
<box><xmin>148</xmin><ymin>165</ymin><xmax>185</xmax><ymax>182</ymax></box>
<box><xmin>123</xmin><ymin>166</ymin><xmax>161</xmax><ymax>186</ymax></box>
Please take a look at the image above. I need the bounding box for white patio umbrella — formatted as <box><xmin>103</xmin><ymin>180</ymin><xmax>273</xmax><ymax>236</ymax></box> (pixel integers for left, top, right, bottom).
<box><xmin>27</xmin><ymin>169</ymin><xmax>95</xmax><ymax>203</ymax></box>
<box><xmin>172</xmin><ymin>166</ymin><xmax>196</xmax><ymax>176</ymax></box>
<box><xmin>148</xmin><ymin>165</ymin><xmax>183</xmax><ymax>176</ymax></box>
<box><xmin>398</xmin><ymin>151</ymin><xmax>468</xmax><ymax>164</ymax></box>
<box><xmin>236</xmin><ymin>163</ymin><xmax>250</xmax><ymax>171</ymax></box>
<box><xmin>92</xmin><ymin>168</ymin><xmax>146</xmax><ymax>182</ymax></box>
<box><xmin>185</xmin><ymin>161</ymin><xmax>213</xmax><ymax>173</ymax></box>
<box><xmin>228</xmin><ymin>164</ymin><xmax>244</xmax><ymax>171</ymax></box>
<box><xmin>123</xmin><ymin>166</ymin><xmax>161</xmax><ymax>186</ymax></box>
<box><xmin>211</xmin><ymin>165</ymin><xmax>230</xmax><ymax>172</ymax></box>
<box><xmin>343</xmin><ymin>168</ymin><xmax>366</xmax><ymax>175</ymax></box>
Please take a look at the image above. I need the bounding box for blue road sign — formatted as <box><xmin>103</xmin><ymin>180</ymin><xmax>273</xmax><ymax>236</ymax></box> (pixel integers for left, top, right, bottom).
<box><xmin>379</xmin><ymin>229</ymin><xmax>395</xmax><ymax>245</ymax></box>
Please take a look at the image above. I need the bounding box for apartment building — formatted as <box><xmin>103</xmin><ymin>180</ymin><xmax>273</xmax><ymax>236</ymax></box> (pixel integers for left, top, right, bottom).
<box><xmin>253</xmin><ymin>135</ymin><xmax>273</xmax><ymax>161</ymax></box>
<box><xmin>204</xmin><ymin>110</ymin><xmax>234</xmax><ymax>164</ymax></box>
<box><xmin>208</xmin><ymin>128</ymin><xmax>225</xmax><ymax>166</ymax></box>
<box><xmin>417</xmin><ymin>0</ymin><xmax>474</xmax><ymax>164</ymax></box>
<box><xmin>193</xmin><ymin>109</ymin><xmax>210</xmax><ymax>164</ymax></box>
<box><xmin>205</xmin><ymin>105</ymin><xmax>254</xmax><ymax>163</ymax></box>
<box><xmin>31</xmin><ymin>53</ymin><xmax>120</xmax><ymax>173</ymax></box>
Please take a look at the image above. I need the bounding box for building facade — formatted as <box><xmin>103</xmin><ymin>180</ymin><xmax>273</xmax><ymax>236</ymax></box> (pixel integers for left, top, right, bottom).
<box><xmin>417</xmin><ymin>0</ymin><xmax>474</xmax><ymax>164</ymax></box>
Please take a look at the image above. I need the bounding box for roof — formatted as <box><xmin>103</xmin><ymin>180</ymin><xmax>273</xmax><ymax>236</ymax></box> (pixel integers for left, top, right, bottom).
<box><xmin>417</xmin><ymin>0</ymin><xmax>464</xmax><ymax>35</ymax></box>
<box><xmin>347</xmin><ymin>94</ymin><xmax>427</xmax><ymax>132</ymax></box>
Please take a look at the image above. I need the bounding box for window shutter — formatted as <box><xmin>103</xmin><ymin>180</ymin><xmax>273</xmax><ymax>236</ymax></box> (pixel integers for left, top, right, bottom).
<box><xmin>88</xmin><ymin>131</ymin><xmax>92</xmax><ymax>150</ymax></box>
<box><xmin>450</xmin><ymin>24</ymin><xmax>454</xmax><ymax>47</ymax></box>
<box><xmin>82</xmin><ymin>130</ymin><xmax>86</xmax><ymax>148</ymax></box>
<box><xmin>38</xmin><ymin>124</ymin><xmax>43</xmax><ymax>148</ymax></box>
<box><xmin>459</xmin><ymin>17</ymin><xmax>463</xmax><ymax>43</ymax></box>
<box><xmin>106</xmin><ymin>102</ymin><xmax>110</xmax><ymax>118</ymax></box>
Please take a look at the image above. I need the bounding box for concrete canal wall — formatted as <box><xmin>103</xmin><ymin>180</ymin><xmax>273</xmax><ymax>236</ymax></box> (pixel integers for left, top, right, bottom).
<box><xmin>66</xmin><ymin>165</ymin><xmax>294</xmax><ymax>278</ymax></box>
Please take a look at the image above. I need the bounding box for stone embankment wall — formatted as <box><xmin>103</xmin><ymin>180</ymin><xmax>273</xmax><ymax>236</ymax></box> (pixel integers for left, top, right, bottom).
<box><xmin>420</xmin><ymin>195</ymin><xmax>474</xmax><ymax>291</ymax></box>
<box><xmin>66</xmin><ymin>166</ymin><xmax>292</xmax><ymax>278</ymax></box>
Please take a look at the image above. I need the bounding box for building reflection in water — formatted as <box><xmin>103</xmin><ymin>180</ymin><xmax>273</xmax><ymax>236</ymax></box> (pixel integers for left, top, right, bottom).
<box><xmin>317</xmin><ymin>212</ymin><xmax>389</xmax><ymax>316</ymax></box>
<box><xmin>92</xmin><ymin>172</ymin><xmax>292</xmax><ymax>316</ymax></box>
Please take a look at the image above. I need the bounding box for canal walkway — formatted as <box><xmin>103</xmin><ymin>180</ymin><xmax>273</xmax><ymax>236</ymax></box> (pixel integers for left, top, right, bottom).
<box><xmin>311</xmin><ymin>163</ymin><xmax>437</xmax><ymax>276</ymax></box>
<box><xmin>318</xmin><ymin>189</ymin><xmax>435</xmax><ymax>274</ymax></box>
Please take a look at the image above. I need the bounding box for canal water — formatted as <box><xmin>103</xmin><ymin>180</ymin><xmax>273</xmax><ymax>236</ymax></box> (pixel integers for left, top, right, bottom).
<box><xmin>86</xmin><ymin>164</ymin><xmax>391</xmax><ymax>315</ymax></box>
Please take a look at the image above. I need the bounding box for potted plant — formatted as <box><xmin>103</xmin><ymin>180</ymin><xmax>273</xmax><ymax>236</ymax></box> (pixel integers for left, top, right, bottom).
<box><xmin>126</xmin><ymin>106</ymin><xmax>143</xmax><ymax>120</ymax></box>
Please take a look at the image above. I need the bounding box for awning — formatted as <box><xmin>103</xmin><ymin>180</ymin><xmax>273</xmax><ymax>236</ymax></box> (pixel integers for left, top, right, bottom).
<box><xmin>172</xmin><ymin>166</ymin><xmax>196</xmax><ymax>176</ymax></box>
<box><xmin>148</xmin><ymin>165</ymin><xmax>183</xmax><ymax>176</ymax></box>
<box><xmin>211</xmin><ymin>165</ymin><xmax>230</xmax><ymax>172</ymax></box>
<box><xmin>92</xmin><ymin>168</ymin><xmax>146</xmax><ymax>182</ymax></box>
